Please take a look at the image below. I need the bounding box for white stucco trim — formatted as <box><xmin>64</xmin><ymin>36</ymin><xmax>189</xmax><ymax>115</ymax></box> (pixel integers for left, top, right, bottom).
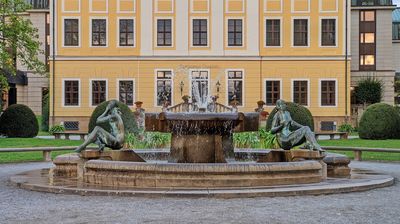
<box><xmin>61</xmin><ymin>16</ymin><xmax>81</xmax><ymax>48</ymax></box>
<box><xmin>318</xmin><ymin>78</ymin><xmax>338</xmax><ymax>108</ymax></box>
<box><xmin>89</xmin><ymin>79</ymin><xmax>109</xmax><ymax>107</ymax></box>
<box><xmin>89</xmin><ymin>0</ymin><xmax>108</xmax><ymax>13</ymax></box>
<box><xmin>116</xmin><ymin>78</ymin><xmax>136</xmax><ymax>107</ymax></box>
<box><xmin>154</xmin><ymin>69</ymin><xmax>174</xmax><ymax>107</ymax></box>
<box><xmin>263</xmin><ymin>78</ymin><xmax>283</xmax><ymax>107</ymax></box>
<box><xmin>89</xmin><ymin>17</ymin><xmax>109</xmax><ymax>48</ymax></box>
<box><xmin>290</xmin><ymin>78</ymin><xmax>310</xmax><ymax>107</ymax></box>
<box><xmin>62</xmin><ymin>78</ymin><xmax>81</xmax><ymax>108</ymax></box>
<box><xmin>117</xmin><ymin>0</ymin><xmax>136</xmax><ymax>14</ymax></box>
<box><xmin>291</xmin><ymin>16</ymin><xmax>310</xmax><ymax>48</ymax></box>
<box><xmin>319</xmin><ymin>16</ymin><xmax>338</xmax><ymax>48</ymax></box>
<box><xmin>116</xmin><ymin>17</ymin><xmax>136</xmax><ymax>48</ymax></box>
<box><xmin>264</xmin><ymin>16</ymin><xmax>283</xmax><ymax>48</ymax></box>
<box><xmin>225</xmin><ymin>69</ymin><xmax>245</xmax><ymax>107</ymax></box>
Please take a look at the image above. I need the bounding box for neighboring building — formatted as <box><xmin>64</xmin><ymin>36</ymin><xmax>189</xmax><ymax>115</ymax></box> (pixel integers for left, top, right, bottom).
<box><xmin>350</xmin><ymin>0</ymin><xmax>397</xmax><ymax>105</ymax></box>
<box><xmin>393</xmin><ymin>7</ymin><xmax>400</xmax><ymax>76</ymax></box>
<box><xmin>50</xmin><ymin>0</ymin><xmax>351</xmax><ymax>132</ymax></box>
<box><xmin>3</xmin><ymin>0</ymin><xmax>50</xmax><ymax>115</ymax></box>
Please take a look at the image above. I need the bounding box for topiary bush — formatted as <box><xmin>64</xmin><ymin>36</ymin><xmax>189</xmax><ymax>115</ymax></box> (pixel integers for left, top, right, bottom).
<box><xmin>41</xmin><ymin>92</ymin><xmax>49</xmax><ymax>132</ymax></box>
<box><xmin>359</xmin><ymin>103</ymin><xmax>400</xmax><ymax>140</ymax></box>
<box><xmin>0</xmin><ymin>104</ymin><xmax>39</xmax><ymax>137</ymax></box>
<box><xmin>88</xmin><ymin>100</ymin><xmax>138</xmax><ymax>134</ymax></box>
<box><xmin>266</xmin><ymin>101</ymin><xmax>314</xmax><ymax>131</ymax></box>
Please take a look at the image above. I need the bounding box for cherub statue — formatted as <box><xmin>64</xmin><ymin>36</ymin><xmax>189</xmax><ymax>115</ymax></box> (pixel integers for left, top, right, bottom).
<box><xmin>271</xmin><ymin>100</ymin><xmax>323</xmax><ymax>151</ymax></box>
<box><xmin>75</xmin><ymin>100</ymin><xmax>125</xmax><ymax>153</ymax></box>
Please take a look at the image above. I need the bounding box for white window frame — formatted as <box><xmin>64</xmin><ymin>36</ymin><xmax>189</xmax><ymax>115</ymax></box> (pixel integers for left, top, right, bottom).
<box><xmin>225</xmin><ymin>0</ymin><xmax>245</xmax><ymax>14</ymax></box>
<box><xmin>154</xmin><ymin>17</ymin><xmax>174</xmax><ymax>48</ymax></box>
<box><xmin>154</xmin><ymin>69</ymin><xmax>174</xmax><ymax>107</ymax></box>
<box><xmin>291</xmin><ymin>79</ymin><xmax>310</xmax><ymax>107</ymax></box>
<box><xmin>117</xmin><ymin>0</ymin><xmax>136</xmax><ymax>14</ymax></box>
<box><xmin>190</xmin><ymin>0</ymin><xmax>209</xmax><ymax>13</ymax></box>
<box><xmin>117</xmin><ymin>17</ymin><xmax>136</xmax><ymax>48</ymax></box>
<box><xmin>319</xmin><ymin>0</ymin><xmax>338</xmax><ymax>13</ymax></box>
<box><xmin>62</xmin><ymin>78</ymin><xmax>81</xmax><ymax>108</ymax></box>
<box><xmin>264</xmin><ymin>16</ymin><xmax>283</xmax><ymax>48</ymax></box>
<box><xmin>116</xmin><ymin>78</ymin><xmax>135</xmax><ymax>107</ymax></box>
<box><xmin>89</xmin><ymin>0</ymin><xmax>108</xmax><ymax>13</ymax></box>
<box><xmin>155</xmin><ymin>0</ymin><xmax>175</xmax><ymax>13</ymax></box>
<box><xmin>318</xmin><ymin>78</ymin><xmax>338</xmax><ymax>108</ymax></box>
<box><xmin>189</xmin><ymin>69</ymin><xmax>211</xmax><ymax>105</ymax></box>
<box><xmin>264</xmin><ymin>0</ymin><xmax>283</xmax><ymax>13</ymax></box>
<box><xmin>319</xmin><ymin>16</ymin><xmax>338</xmax><ymax>48</ymax></box>
<box><xmin>225</xmin><ymin>69</ymin><xmax>245</xmax><ymax>107</ymax></box>
<box><xmin>263</xmin><ymin>78</ymin><xmax>283</xmax><ymax>107</ymax></box>
<box><xmin>62</xmin><ymin>0</ymin><xmax>81</xmax><ymax>13</ymax></box>
<box><xmin>89</xmin><ymin>79</ymin><xmax>109</xmax><ymax>107</ymax></box>
<box><xmin>190</xmin><ymin>17</ymin><xmax>210</xmax><ymax>48</ymax></box>
<box><xmin>226</xmin><ymin>17</ymin><xmax>245</xmax><ymax>48</ymax></box>
<box><xmin>291</xmin><ymin>0</ymin><xmax>310</xmax><ymax>13</ymax></box>
<box><xmin>291</xmin><ymin>16</ymin><xmax>310</xmax><ymax>48</ymax></box>
<box><xmin>89</xmin><ymin>17</ymin><xmax>109</xmax><ymax>48</ymax></box>
<box><xmin>62</xmin><ymin>16</ymin><xmax>81</xmax><ymax>48</ymax></box>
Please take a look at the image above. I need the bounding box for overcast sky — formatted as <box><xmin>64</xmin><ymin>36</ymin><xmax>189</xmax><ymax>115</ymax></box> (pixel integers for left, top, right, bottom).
<box><xmin>395</xmin><ymin>0</ymin><xmax>400</xmax><ymax>6</ymax></box>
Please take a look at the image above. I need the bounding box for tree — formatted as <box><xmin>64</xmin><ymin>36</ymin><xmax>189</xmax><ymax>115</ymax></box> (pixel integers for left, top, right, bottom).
<box><xmin>355</xmin><ymin>77</ymin><xmax>383</xmax><ymax>106</ymax></box>
<box><xmin>0</xmin><ymin>0</ymin><xmax>46</xmax><ymax>109</ymax></box>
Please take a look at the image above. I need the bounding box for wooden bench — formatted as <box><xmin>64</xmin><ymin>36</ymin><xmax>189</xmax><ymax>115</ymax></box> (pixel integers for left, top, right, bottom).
<box><xmin>0</xmin><ymin>146</ymin><xmax>97</xmax><ymax>162</ymax></box>
<box><xmin>315</xmin><ymin>132</ymin><xmax>348</xmax><ymax>140</ymax></box>
<box><xmin>53</xmin><ymin>132</ymin><xmax>87</xmax><ymax>141</ymax></box>
<box><xmin>323</xmin><ymin>146</ymin><xmax>400</xmax><ymax>161</ymax></box>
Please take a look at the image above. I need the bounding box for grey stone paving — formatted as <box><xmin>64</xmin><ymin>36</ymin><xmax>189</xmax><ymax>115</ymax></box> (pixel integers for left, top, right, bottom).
<box><xmin>0</xmin><ymin>161</ymin><xmax>399</xmax><ymax>224</ymax></box>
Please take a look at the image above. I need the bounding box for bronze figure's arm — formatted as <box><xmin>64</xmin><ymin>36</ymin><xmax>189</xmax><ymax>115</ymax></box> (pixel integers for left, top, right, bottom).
<box><xmin>270</xmin><ymin>114</ymin><xmax>283</xmax><ymax>134</ymax></box>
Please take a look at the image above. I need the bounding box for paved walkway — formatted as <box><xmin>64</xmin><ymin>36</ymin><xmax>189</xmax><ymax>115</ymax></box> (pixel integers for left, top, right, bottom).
<box><xmin>0</xmin><ymin>161</ymin><xmax>399</xmax><ymax>224</ymax></box>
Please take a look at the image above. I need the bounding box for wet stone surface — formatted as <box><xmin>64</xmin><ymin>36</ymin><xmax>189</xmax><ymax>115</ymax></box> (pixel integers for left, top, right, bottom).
<box><xmin>0</xmin><ymin>161</ymin><xmax>399</xmax><ymax>223</ymax></box>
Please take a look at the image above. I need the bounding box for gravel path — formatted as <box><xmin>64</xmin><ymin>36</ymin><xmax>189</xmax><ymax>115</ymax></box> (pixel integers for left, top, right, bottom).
<box><xmin>0</xmin><ymin>161</ymin><xmax>399</xmax><ymax>224</ymax></box>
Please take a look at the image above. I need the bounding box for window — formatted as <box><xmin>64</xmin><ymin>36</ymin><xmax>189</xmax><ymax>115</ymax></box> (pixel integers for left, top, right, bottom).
<box><xmin>293</xmin><ymin>19</ymin><xmax>308</xmax><ymax>46</ymax></box>
<box><xmin>192</xmin><ymin>19</ymin><xmax>208</xmax><ymax>46</ymax></box>
<box><xmin>156</xmin><ymin>71</ymin><xmax>172</xmax><ymax>106</ymax></box>
<box><xmin>266</xmin><ymin>19</ymin><xmax>280</xmax><ymax>47</ymax></box>
<box><xmin>360</xmin><ymin>33</ymin><xmax>375</xmax><ymax>43</ymax></box>
<box><xmin>321</xmin><ymin>80</ymin><xmax>336</xmax><ymax>106</ymax></box>
<box><xmin>360</xmin><ymin>10</ymin><xmax>375</xmax><ymax>22</ymax></box>
<box><xmin>360</xmin><ymin>55</ymin><xmax>375</xmax><ymax>66</ymax></box>
<box><xmin>321</xmin><ymin>19</ymin><xmax>336</xmax><ymax>46</ymax></box>
<box><xmin>119</xmin><ymin>80</ymin><xmax>134</xmax><ymax>106</ymax></box>
<box><xmin>228</xmin><ymin>19</ymin><xmax>243</xmax><ymax>46</ymax></box>
<box><xmin>227</xmin><ymin>71</ymin><xmax>243</xmax><ymax>106</ymax></box>
<box><xmin>265</xmin><ymin>80</ymin><xmax>280</xmax><ymax>106</ymax></box>
<box><xmin>191</xmin><ymin>70</ymin><xmax>209</xmax><ymax>106</ymax></box>
<box><xmin>393</xmin><ymin>23</ymin><xmax>400</xmax><ymax>40</ymax></box>
<box><xmin>119</xmin><ymin>19</ymin><xmax>134</xmax><ymax>46</ymax></box>
<box><xmin>64</xmin><ymin>80</ymin><xmax>79</xmax><ymax>106</ymax></box>
<box><xmin>91</xmin><ymin>19</ymin><xmax>107</xmax><ymax>46</ymax></box>
<box><xmin>91</xmin><ymin>80</ymin><xmax>107</xmax><ymax>106</ymax></box>
<box><xmin>293</xmin><ymin>80</ymin><xmax>308</xmax><ymax>106</ymax></box>
<box><xmin>157</xmin><ymin>19</ymin><xmax>172</xmax><ymax>46</ymax></box>
<box><xmin>64</xmin><ymin>19</ymin><xmax>79</xmax><ymax>46</ymax></box>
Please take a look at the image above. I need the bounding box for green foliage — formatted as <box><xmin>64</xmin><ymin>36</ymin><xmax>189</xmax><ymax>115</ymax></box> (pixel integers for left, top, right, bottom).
<box><xmin>0</xmin><ymin>104</ymin><xmax>38</xmax><ymax>137</ymax></box>
<box><xmin>49</xmin><ymin>125</ymin><xmax>65</xmax><ymax>135</ymax></box>
<box><xmin>359</xmin><ymin>103</ymin><xmax>400</xmax><ymax>140</ymax></box>
<box><xmin>125</xmin><ymin>132</ymin><xmax>171</xmax><ymax>149</ymax></box>
<box><xmin>355</xmin><ymin>77</ymin><xmax>383</xmax><ymax>105</ymax></box>
<box><xmin>258</xmin><ymin>129</ymin><xmax>279</xmax><ymax>149</ymax></box>
<box><xmin>88</xmin><ymin>100</ymin><xmax>138</xmax><ymax>134</ymax></box>
<box><xmin>233</xmin><ymin>132</ymin><xmax>260</xmax><ymax>148</ymax></box>
<box><xmin>338</xmin><ymin>123</ymin><xmax>355</xmax><ymax>134</ymax></box>
<box><xmin>266</xmin><ymin>101</ymin><xmax>314</xmax><ymax>131</ymax></box>
<box><xmin>41</xmin><ymin>92</ymin><xmax>49</xmax><ymax>131</ymax></box>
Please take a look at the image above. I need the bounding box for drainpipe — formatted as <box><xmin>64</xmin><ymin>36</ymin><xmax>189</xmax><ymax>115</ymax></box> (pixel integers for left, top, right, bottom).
<box><xmin>345</xmin><ymin>0</ymin><xmax>349</xmax><ymax>122</ymax></box>
<box><xmin>52</xmin><ymin>0</ymin><xmax>55</xmax><ymax>126</ymax></box>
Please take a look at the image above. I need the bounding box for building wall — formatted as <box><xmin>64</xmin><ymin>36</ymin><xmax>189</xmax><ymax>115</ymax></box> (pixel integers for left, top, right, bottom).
<box><xmin>394</xmin><ymin>41</ymin><xmax>400</xmax><ymax>73</ymax></box>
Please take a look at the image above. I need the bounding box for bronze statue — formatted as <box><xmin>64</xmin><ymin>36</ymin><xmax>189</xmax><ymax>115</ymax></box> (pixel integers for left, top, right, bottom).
<box><xmin>75</xmin><ymin>100</ymin><xmax>125</xmax><ymax>153</ymax></box>
<box><xmin>271</xmin><ymin>100</ymin><xmax>323</xmax><ymax>151</ymax></box>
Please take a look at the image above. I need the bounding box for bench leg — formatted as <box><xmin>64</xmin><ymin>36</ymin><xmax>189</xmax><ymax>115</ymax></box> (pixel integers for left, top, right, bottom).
<box><xmin>65</xmin><ymin>134</ymin><xmax>70</xmax><ymax>140</ymax></box>
<box><xmin>55</xmin><ymin>134</ymin><xmax>60</xmax><ymax>140</ymax></box>
<box><xmin>43</xmin><ymin>151</ymin><xmax>52</xmax><ymax>162</ymax></box>
<box><xmin>354</xmin><ymin>151</ymin><xmax>362</xmax><ymax>161</ymax></box>
<box><xmin>330</xmin><ymin>134</ymin><xmax>334</xmax><ymax>140</ymax></box>
<box><xmin>80</xmin><ymin>134</ymin><xmax>85</xmax><ymax>141</ymax></box>
<box><xmin>340</xmin><ymin>133</ymin><xmax>348</xmax><ymax>140</ymax></box>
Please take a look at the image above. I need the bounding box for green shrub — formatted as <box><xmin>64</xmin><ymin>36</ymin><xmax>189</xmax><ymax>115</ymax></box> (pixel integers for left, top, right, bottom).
<box><xmin>359</xmin><ymin>103</ymin><xmax>400</xmax><ymax>139</ymax></box>
<box><xmin>233</xmin><ymin>132</ymin><xmax>260</xmax><ymax>148</ymax></box>
<box><xmin>338</xmin><ymin>123</ymin><xmax>355</xmax><ymax>134</ymax></box>
<box><xmin>41</xmin><ymin>92</ymin><xmax>49</xmax><ymax>131</ymax></box>
<box><xmin>88</xmin><ymin>100</ymin><xmax>138</xmax><ymax>134</ymax></box>
<box><xmin>259</xmin><ymin>129</ymin><xmax>279</xmax><ymax>149</ymax></box>
<box><xmin>355</xmin><ymin>77</ymin><xmax>383</xmax><ymax>105</ymax></box>
<box><xmin>125</xmin><ymin>132</ymin><xmax>171</xmax><ymax>149</ymax></box>
<box><xmin>49</xmin><ymin>125</ymin><xmax>65</xmax><ymax>135</ymax></box>
<box><xmin>0</xmin><ymin>104</ymin><xmax>39</xmax><ymax>138</ymax></box>
<box><xmin>266</xmin><ymin>101</ymin><xmax>314</xmax><ymax>131</ymax></box>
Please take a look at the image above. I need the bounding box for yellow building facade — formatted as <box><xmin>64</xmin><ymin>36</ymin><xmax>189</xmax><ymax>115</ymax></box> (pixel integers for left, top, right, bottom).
<box><xmin>50</xmin><ymin>0</ymin><xmax>351</xmax><ymax>132</ymax></box>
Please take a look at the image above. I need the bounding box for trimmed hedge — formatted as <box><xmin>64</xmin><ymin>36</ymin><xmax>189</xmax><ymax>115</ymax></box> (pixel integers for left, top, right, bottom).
<box><xmin>266</xmin><ymin>101</ymin><xmax>314</xmax><ymax>131</ymax></box>
<box><xmin>359</xmin><ymin>103</ymin><xmax>400</xmax><ymax>140</ymax></box>
<box><xmin>0</xmin><ymin>104</ymin><xmax>39</xmax><ymax>138</ymax></box>
<box><xmin>88</xmin><ymin>100</ymin><xmax>138</xmax><ymax>134</ymax></box>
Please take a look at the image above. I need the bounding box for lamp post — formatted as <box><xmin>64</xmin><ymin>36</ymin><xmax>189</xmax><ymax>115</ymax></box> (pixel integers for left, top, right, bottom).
<box><xmin>216</xmin><ymin>81</ymin><xmax>221</xmax><ymax>95</ymax></box>
<box><xmin>180</xmin><ymin>81</ymin><xmax>184</xmax><ymax>96</ymax></box>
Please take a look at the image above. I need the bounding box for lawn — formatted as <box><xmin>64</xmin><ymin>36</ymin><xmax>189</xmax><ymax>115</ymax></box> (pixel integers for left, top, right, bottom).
<box><xmin>319</xmin><ymin>138</ymin><xmax>400</xmax><ymax>162</ymax></box>
<box><xmin>0</xmin><ymin>138</ymin><xmax>83</xmax><ymax>163</ymax></box>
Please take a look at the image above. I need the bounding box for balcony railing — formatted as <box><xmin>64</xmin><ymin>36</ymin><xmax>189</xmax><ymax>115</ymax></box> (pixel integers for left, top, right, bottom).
<box><xmin>352</xmin><ymin>0</ymin><xmax>393</xmax><ymax>6</ymax></box>
<box><xmin>26</xmin><ymin>0</ymin><xmax>49</xmax><ymax>9</ymax></box>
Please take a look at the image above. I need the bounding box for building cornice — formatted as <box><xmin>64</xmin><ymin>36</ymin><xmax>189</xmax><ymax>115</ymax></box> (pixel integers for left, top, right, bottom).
<box><xmin>351</xmin><ymin>6</ymin><xmax>397</xmax><ymax>10</ymax></box>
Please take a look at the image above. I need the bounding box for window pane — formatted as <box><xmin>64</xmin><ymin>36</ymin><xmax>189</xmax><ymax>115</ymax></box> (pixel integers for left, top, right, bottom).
<box><xmin>156</xmin><ymin>71</ymin><xmax>172</xmax><ymax>106</ymax></box>
<box><xmin>364</xmin><ymin>11</ymin><xmax>375</xmax><ymax>21</ymax></box>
